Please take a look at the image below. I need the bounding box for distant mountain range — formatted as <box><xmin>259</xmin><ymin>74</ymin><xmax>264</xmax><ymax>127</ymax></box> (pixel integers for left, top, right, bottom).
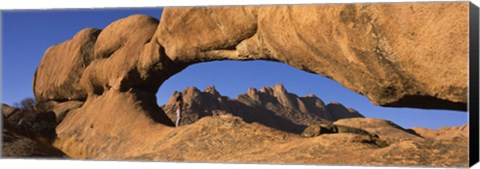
<box><xmin>162</xmin><ymin>84</ymin><xmax>364</xmax><ymax>133</ymax></box>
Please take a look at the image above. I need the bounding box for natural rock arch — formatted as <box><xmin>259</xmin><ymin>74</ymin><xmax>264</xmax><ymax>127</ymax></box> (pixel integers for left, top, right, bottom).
<box><xmin>32</xmin><ymin>3</ymin><xmax>469</xmax><ymax>158</ymax></box>
<box><xmin>34</xmin><ymin>3</ymin><xmax>468</xmax><ymax>114</ymax></box>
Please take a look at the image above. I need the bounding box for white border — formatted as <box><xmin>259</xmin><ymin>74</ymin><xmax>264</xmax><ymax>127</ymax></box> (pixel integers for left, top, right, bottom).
<box><xmin>0</xmin><ymin>159</ymin><xmax>456</xmax><ymax>169</ymax></box>
<box><xmin>0</xmin><ymin>0</ymin><xmax>473</xmax><ymax>10</ymax></box>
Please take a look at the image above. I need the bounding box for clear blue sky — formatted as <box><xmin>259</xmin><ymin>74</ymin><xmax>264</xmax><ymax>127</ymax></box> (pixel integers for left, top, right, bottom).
<box><xmin>1</xmin><ymin>8</ymin><xmax>467</xmax><ymax>130</ymax></box>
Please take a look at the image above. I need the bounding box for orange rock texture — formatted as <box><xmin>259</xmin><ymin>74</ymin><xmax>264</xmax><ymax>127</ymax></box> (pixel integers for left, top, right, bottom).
<box><xmin>25</xmin><ymin>2</ymin><xmax>471</xmax><ymax>167</ymax></box>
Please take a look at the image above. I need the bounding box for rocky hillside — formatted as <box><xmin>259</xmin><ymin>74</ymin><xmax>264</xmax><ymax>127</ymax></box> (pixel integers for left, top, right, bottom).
<box><xmin>3</xmin><ymin>100</ymin><xmax>468</xmax><ymax>166</ymax></box>
<box><xmin>410</xmin><ymin>124</ymin><xmax>469</xmax><ymax>140</ymax></box>
<box><xmin>162</xmin><ymin>84</ymin><xmax>364</xmax><ymax>133</ymax></box>
<box><xmin>126</xmin><ymin>114</ymin><xmax>468</xmax><ymax>167</ymax></box>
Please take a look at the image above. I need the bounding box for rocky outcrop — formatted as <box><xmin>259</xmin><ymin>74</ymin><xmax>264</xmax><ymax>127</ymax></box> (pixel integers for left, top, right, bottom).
<box><xmin>302</xmin><ymin>124</ymin><xmax>336</xmax><ymax>137</ymax></box>
<box><xmin>2</xmin><ymin>103</ymin><xmax>19</xmax><ymax>119</ymax></box>
<box><xmin>155</xmin><ymin>3</ymin><xmax>468</xmax><ymax>111</ymax></box>
<box><xmin>46</xmin><ymin>101</ymin><xmax>84</xmax><ymax>123</ymax></box>
<box><xmin>34</xmin><ymin>28</ymin><xmax>101</xmax><ymax>102</ymax></box>
<box><xmin>302</xmin><ymin>123</ymin><xmax>369</xmax><ymax>137</ymax></box>
<box><xmin>410</xmin><ymin>124</ymin><xmax>469</xmax><ymax>140</ymax></box>
<box><xmin>2</xmin><ymin>130</ymin><xmax>67</xmax><ymax>158</ymax></box>
<box><xmin>325</xmin><ymin>102</ymin><xmax>364</xmax><ymax>120</ymax></box>
<box><xmin>33</xmin><ymin>3</ymin><xmax>468</xmax><ymax>120</ymax></box>
<box><xmin>301</xmin><ymin>123</ymin><xmax>389</xmax><ymax>147</ymax></box>
<box><xmin>29</xmin><ymin>2</ymin><xmax>470</xmax><ymax>163</ymax></box>
<box><xmin>2</xmin><ymin>104</ymin><xmax>58</xmax><ymax>142</ymax></box>
<box><xmin>162</xmin><ymin>84</ymin><xmax>364</xmax><ymax>133</ymax></box>
<box><xmin>2</xmin><ymin>104</ymin><xmax>67</xmax><ymax>158</ymax></box>
<box><xmin>334</xmin><ymin>118</ymin><xmax>422</xmax><ymax>143</ymax></box>
<box><xmin>128</xmin><ymin>114</ymin><xmax>467</xmax><ymax>167</ymax></box>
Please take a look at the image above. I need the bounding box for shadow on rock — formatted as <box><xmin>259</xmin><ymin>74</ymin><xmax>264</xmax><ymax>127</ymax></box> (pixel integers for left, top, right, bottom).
<box><xmin>2</xmin><ymin>103</ymin><xmax>68</xmax><ymax>158</ymax></box>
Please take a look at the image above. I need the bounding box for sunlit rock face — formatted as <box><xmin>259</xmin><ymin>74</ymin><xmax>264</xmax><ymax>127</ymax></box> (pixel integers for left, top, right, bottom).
<box><xmin>162</xmin><ymin>84</ymin><xmax>364</xmax><ymax>133</ymax></box>
<box><xmin>34</xmin><ymin>3</ymin><xmax>468</xmax><ymax>115</ymax></box>
<box><xmin>30</xmin><ymin>2</ymin><xmax>469</xmax><ymax>161</ymax></box>
<box><xmin>155</xmin><ymin>3</ymin><xmax>468</xmax><ymax>111</ymax></box>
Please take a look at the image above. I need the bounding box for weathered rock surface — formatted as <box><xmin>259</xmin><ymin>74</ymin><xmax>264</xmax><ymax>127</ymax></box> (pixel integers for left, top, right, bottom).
<box><xmin>2</xmin><ymin>104</ymin><xmax>58</xmax><ymax>142</ymax></box>
<box><xmin>2</xmin><ymin>131</ymin><xmax>67</xmax><ymax>158</ymax></box>
<box><xmin>155</xmin><ymin>3</ymin><xmax>468</xmax><ymax>111</ymax></box>
<box><xmin>302</xmin><ymin>123</ymin><xmax>337</xmax><ymax>137</ymax></box>
<box><xmin>34</xmin><ymin>28</ymin><xmax>101</xmax><ymax>102</ymax></box>
<box><xmin>162</xmin><ymin>84</ymin><xmax>363</xmax><ymax>133</ymax></box>
<box><xmin>46</xmin><ymin>100</ymin><xmax>84</xmax><ymax>123</ymax></box>
<box><xmin>411</xmin><ymin>124</ymin><xmax>469</xmax><ymax>140</ymax></box>
<box><xmin>325</xmin><ymin>102</ymin><xmax>364</xmax><ymax>120</ymax></box>
<box><xmin>2</xmin><ymin>104</ymin><xmax>67</xmax><ymax>158</ymax></box>
<box><xmin>49</xmin><ymin>89</ymin><xmax>468</xmax><ymax>167</ymax></box>
<box><xmin>28</xmin><ymin>2</ymin><xmax>470</xmax><ymax>167</ymax></box>
<box><xmin>301</xmin><ymin>123</ymin><xmax>383</xmax><ymax>141</ymax></box>
<box><xmin>127</xmin><ymin>114</ymin><xmax>468</xmax><ymax>167</ymax></box>
<box><xmin>53</xmin><ymin>90</ymin><xmax>175</xmax><ymax>159</ymax></box>
<box><xmin>334</xmin><ymin>118</ymin><xmax>422</xmax><ymax>143</ymax></box>
<box><xmin>2</xmin><ymin>103</ymin><xmax>19</xmax><ymax>119</ymax></box>
<box><xmin>33</xmin><ymin>3</ymin><xmax>468</xmax><ymax>121</ymax></box>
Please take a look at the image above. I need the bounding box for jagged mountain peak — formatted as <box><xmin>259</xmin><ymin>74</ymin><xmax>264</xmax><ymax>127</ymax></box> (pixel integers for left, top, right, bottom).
<box><xmin>257</xmin><ymin>83</ymin><xmax>287</xmax><ymax>95</ymax></box>
<box><xmin>184</xmin><ymin>86</ymin><xmax>200</xmax><ymax>93</ymax></box>
<box><xmin>305</xmin><ymin>94</ymin><xmax>318</xmax><ymax>98</ymax></box>
<box><xmin>163</xmin><ymin>84</ymin><xmax>364</xmax><ymax>133</ymax></box>
<box><xmin>328</xmin><ymin>101</ymin><xmax>341</xmax><ymax>105</ymax></box>
<box><xmin>204</xmin><ymin>85</ymin><xmax>220</xmax><ymax>97</ymax></box>
<box><xmin>246</xmin><ymin>88</ymin><xmax>258</xmax><ymax>96</ymax></box>
<box><xmin>273</xmin><ymin>83</ymin><xmax>287</xmax><ymax>93</ymax></box>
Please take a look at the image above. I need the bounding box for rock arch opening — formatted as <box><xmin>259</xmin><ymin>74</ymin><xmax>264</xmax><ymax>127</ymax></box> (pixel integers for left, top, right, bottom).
<box><xmin>155</xmin><ymin>60</ymin><xmax>468</xmax><ymax>131</ymax></box>
<box><xmin>157</xmin><ymin>60</ymin><xmax>368</xmax><ymax>133</ymax></box>
<box><xmin>32</xmin><ymin>6</ymin><xmax>468</xmax><ymax>131</ymax></box>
